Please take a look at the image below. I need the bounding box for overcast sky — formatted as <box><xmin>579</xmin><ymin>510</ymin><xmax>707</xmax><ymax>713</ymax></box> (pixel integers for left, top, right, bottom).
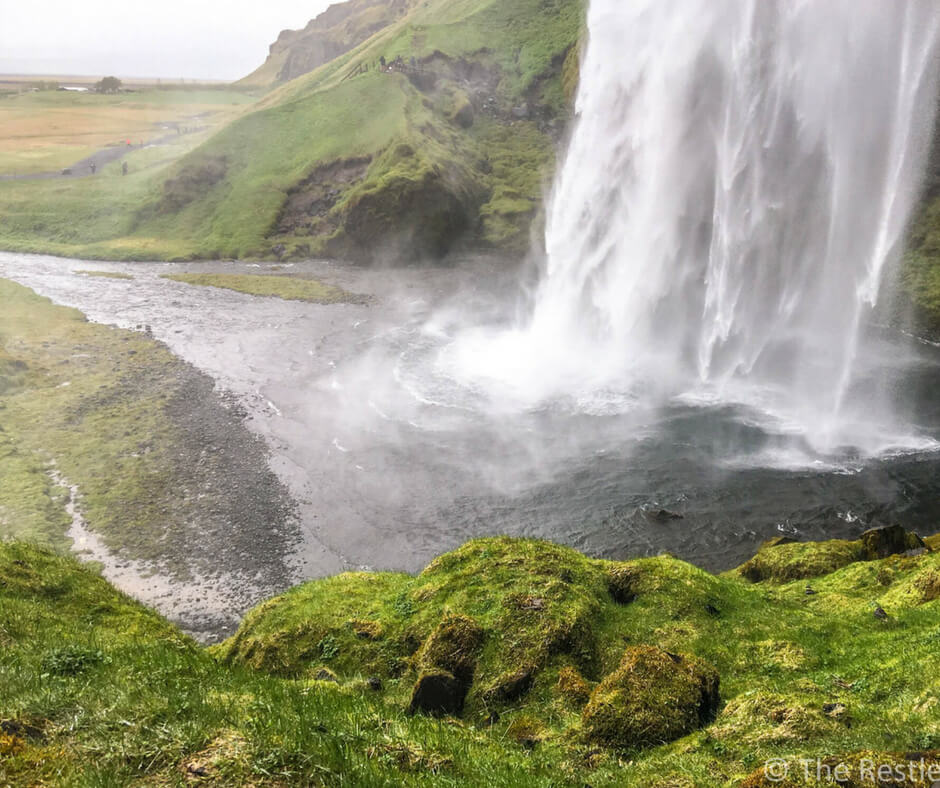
<box><xmin>0</xmin><ymin>1</ymin><xmax>335</xmax><ymax>81</ymax></box>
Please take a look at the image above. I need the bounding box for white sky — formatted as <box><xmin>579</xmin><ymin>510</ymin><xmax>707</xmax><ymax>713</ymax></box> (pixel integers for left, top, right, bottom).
<box><xmin>0</xmin><ymin>1</ymin><xmax>335</xmax><ymax>81</ymax></box>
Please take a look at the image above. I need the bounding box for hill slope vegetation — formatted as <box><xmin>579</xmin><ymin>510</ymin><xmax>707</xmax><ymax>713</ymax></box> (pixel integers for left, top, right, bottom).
<box><xmin>3</xmin><ymin>530</ymin><xmax>940</xmax><ymax>786</ymax></box>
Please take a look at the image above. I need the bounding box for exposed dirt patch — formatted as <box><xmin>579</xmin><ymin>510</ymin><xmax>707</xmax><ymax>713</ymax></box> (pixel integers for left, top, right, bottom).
<box><xmin>275</xmin><ymin>156</ymin><xmax>372</xmax><ymax>238</ymax></box>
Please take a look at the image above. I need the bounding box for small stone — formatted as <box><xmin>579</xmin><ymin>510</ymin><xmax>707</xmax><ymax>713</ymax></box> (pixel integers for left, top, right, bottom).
<box><xmin>646</xmin><ymin>508</ymin><xmax>684</xmax><ymax>522</ymax></box>
<box><xmin>805</xmin><ymin>586</ymin><xmax>817</xmax><ymax>595</ymax></box>
<box><xmin>367</xmin><ymin>677</ymin><xmax>383</xmax><ymax>691</ymax></box>
<box><xmin>873</xmin><ymin>605</ymin><xmax>888</xmax><ymax>620</ymax></box>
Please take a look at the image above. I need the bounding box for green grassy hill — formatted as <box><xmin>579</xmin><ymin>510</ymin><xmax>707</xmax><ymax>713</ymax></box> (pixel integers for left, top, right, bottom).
<box><xmin>0</xmin><ymin>0</ymin><xmax>582</xmax><ymax>264</ymax></box>
<box><xmin>3</xmin><ymin>530</ymin><xmax>940</xmax><ymax>786</ymax></box>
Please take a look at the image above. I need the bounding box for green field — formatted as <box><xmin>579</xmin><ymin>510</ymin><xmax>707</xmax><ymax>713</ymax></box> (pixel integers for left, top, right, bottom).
<box><xmin>3</xmin><ymin>528</ymin><xmax>940</xmax><ymax>786</ymax></box>
<box><xmin>0</xmin><ymin>88</ymin><xmax>254</xmax><ymax>175</ymax></box>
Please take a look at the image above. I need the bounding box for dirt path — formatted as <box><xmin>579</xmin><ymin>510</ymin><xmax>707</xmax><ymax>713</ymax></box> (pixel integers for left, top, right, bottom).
<box><xmin>0</xmin><ymin>123</ymin><xmax>206</xmax><ymax>181</ymax></box>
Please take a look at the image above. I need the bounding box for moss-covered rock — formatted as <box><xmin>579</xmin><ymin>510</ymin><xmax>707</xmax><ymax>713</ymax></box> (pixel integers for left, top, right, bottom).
<box><xmin>581</xmin><ymin>646</ymin><xmax>720</xmax><ymax>750</ymax></box>
<box><xmin>737</xmin><ymin>526</ymin><xmax>926</xmax><ymax>584</ymax></box>
<box><xmin>556</xmin><ymin>665</ymin><xmax>592</xmax><ymax>705</ymax></box>
<box><xmin>418</xmin><ymin>613</ymin><xmax>485</xmax><ymax>685</ymax></box>
<box><xmin>9</xmin><ymin>532</ymin><xmax>940</xmax><ymax>784</ymax></box>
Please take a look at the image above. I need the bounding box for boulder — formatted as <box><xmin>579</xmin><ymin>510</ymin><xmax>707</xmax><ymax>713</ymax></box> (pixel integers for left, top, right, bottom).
<box><xmin>860</xmin><ymin>525</ymin><xmax>925</xmax><ymax>559</ymax></box>
<box><xmin>582</xmin><ymin>646</ymin><xmax>720</xmax><ymax>750</ymax></box>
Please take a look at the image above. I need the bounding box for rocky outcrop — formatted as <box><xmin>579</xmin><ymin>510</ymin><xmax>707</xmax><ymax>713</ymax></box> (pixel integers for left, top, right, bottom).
<box><xmin>241</xmin><ymin>0</ymin><xmax>416</xmax><ymax>87</ymax></box>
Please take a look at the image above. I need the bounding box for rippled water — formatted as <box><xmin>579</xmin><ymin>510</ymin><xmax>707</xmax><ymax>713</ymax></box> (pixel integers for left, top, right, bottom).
<box><xmin>3</xmin><ymin>253</ymin><xmax>939</xmax><ymax>587</ymax></box>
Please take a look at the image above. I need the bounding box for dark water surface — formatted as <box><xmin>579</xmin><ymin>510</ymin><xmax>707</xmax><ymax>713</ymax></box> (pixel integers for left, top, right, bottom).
<box><xmin>2</xmin><ymin>252</ymin><xmax>939</xmax><ymax>628</ymax></box>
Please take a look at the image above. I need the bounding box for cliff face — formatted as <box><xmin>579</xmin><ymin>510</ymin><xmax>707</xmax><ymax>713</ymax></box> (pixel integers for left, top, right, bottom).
<box><xmin>239</xmin><ymin>0</ymin><xmax>416</xmax><ymax>88</ymax></box>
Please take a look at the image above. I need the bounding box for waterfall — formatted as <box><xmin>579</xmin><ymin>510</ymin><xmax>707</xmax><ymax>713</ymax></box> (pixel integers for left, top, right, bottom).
<box><xmin>446</xmin><ymin>0</ymin><xmax>940</xmax><ymax>455</ymax></box>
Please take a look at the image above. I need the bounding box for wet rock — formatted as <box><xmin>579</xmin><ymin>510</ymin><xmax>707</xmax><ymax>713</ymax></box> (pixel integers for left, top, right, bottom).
<box><xmin>645</xmin><ymin>508</ymin><xmax>684</xmax><ymax>523</ymax></box>
<box><xmin>873</xmin><ymin>605</ymin><xmax>889</xmax><ymax>621</ymax></box>
<box><xmin>408</xmin><ymin>670</ymin><xmax>465</xmax><ymax>717</ymax></box>
<box><xmin>860</xmin><ymin>525</ymin><xmax>925</xmax><ymax>559</ymax></box>
<box><xmin>581</xmin><ymin>646</ymin><xmax>720</xmax><ymax>750</ymax></box>
<box><xmin>367</xmin><ymin>676</ymin><xmax>383</xmax><ymax>691</ymax></box>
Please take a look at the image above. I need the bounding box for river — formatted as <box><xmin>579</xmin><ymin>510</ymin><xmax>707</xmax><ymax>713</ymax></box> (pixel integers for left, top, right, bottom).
<box><xmin>3</xmin><ymin>251</ymin><xmax>940</xmax><ymax>630</ymax></box>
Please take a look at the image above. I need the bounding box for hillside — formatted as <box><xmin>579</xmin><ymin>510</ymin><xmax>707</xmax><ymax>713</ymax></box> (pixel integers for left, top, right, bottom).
<box><xmin>903</xmin><ymin>115</ymin><xmax>940</xmax><ymax>334</ymax></box>
<box><xmin>0</xmin><ymin>0</ymin><xmax>582</xmax><ymax>265</ymax></box>
<box><xmin>238</xmin><ymin>0</ymin><xmax>417</xmax><ymax>88</ymax></box>
<box><xmin>3</xmin><ymin>530</ymin><xmax>940</xmax><ymax>785</ymax></box>
<box><xmin>135</xmin><ymin>0</ymin><xmax>583</xmax><ymax>263</ymax></box>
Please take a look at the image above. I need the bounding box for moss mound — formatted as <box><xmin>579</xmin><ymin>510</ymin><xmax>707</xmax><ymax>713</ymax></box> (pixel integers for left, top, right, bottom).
<box><xmin>581</xmin><ymin>646</ymin><xmax>719</xmax><ymax>750</ymax></box>
<box><xmin>7</xmin><ymin>530</ymin><xmax>940</xmax><ymax>785</ymax></box>
<box><xmin>738</xmin><ymin>526</ymin><xmax>926</xmax><ymax>583</ymax></box>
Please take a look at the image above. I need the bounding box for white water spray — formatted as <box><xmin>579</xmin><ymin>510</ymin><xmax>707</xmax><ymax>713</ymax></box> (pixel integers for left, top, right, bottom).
<box><xmin>447</xmin><ymin>0</ymin><xmax>940</xmax><ymax>455</ymax></box>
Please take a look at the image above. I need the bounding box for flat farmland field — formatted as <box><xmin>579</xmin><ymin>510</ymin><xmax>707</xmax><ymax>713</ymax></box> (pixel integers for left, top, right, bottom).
<box><xmin>0</xmin><ymin>85</ymin><xmax>256</xmax><ymax>176</ymax></box>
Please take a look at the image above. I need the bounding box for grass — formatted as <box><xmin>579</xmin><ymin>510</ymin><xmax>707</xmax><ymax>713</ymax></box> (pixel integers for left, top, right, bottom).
<box><xmin>3</xmin><ymin>528</ymin><xmax>940</xmax><ymax>786</ymax></box>
<box><xmin>161</xmin><ymin>272</ymin><xmax>357</xmax><ymax>303</ymax></box>
<box><xmin>0</xmin><ymin>277</ymin><xmax>238</xmax><ymax>561</ymax></box>
<box><xmin>0</xmin><ymin>88</ymin><xmax>254</xmax><ymax>176</ymax></box>
<box><xmin>0</xmin><ymin>0</ymin><xmax>581</xmax><ymax>263</ymax></box>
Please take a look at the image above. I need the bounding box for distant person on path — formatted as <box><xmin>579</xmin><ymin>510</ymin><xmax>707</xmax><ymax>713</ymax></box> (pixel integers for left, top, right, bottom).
<box><xmin>122</xmin><ymin>162</ymin><xmax>128</xmax><ymax>176</ymax></box>
<box><xmin>380</xmin><ymin>55</ymin><xmax>386</xmax><ymax>68</ymax></box>
<box><xmin>90</xmin><ymin>162</ymin><xmax>97</xmax><ymax>175</ymax></box>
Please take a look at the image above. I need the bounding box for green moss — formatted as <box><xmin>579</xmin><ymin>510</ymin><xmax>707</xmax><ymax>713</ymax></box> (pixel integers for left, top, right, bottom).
<box><xmin>419</xmin><ymin>613</ymin><xmax>485</xmax><ymax>683</ymax></box>
<box><xmin>161</xmin><ymin>272</ymin><xmax>357</xmax><ymax>303</ymax></box>
<box><xmin>8</xmin><ymin>517</ymin><xmax>940</xmax><ymax>784</ymax></box>
<box><xmin>738</xmin><ymin>527</ymin><xmax>927</xmax><ymax>584</ymax></box>
<box><xmin>581</xmin><ymin>646</ymin><xmax>720</xmax><ymax>750</ymax></box>
<box><xmin>738</xmin><ymin>539</ymin><xmax>866</xmax><ymax>583</ymax></box>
